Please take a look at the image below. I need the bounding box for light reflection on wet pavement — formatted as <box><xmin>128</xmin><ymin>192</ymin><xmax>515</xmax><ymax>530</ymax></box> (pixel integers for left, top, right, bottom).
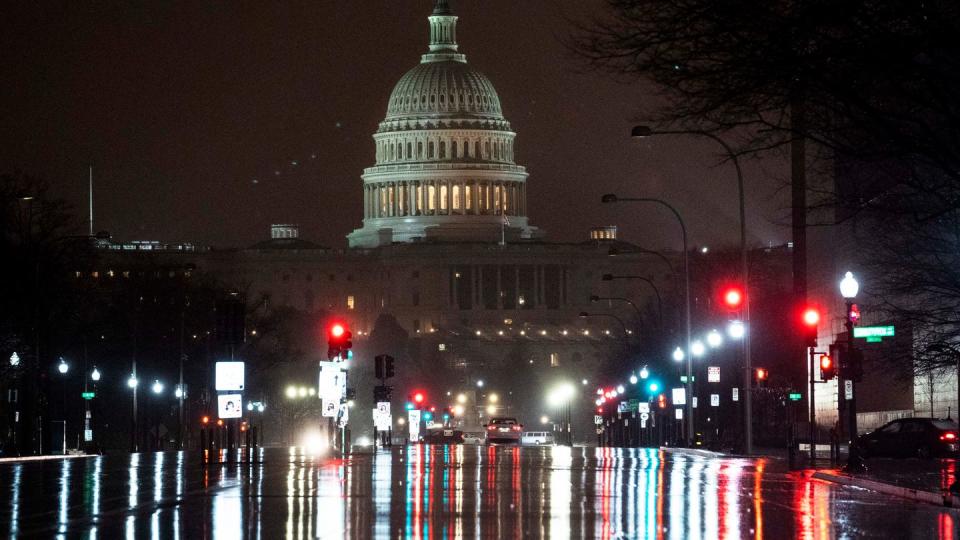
<box><xmin>1</xmin><ymin>446</ymin><xmax>958</xmax><ymax>538</ymax></box>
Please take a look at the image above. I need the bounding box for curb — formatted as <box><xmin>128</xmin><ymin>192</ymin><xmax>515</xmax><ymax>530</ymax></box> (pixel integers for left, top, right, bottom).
<box><xmin>812</xmin><ymin>471</ymin><xmax>960</xmax><ymax>508</ymax></box>
<box><xmin>0</xmin><ymin>454</ymin><xmax>96</xmax><ymax>464</ymax></box>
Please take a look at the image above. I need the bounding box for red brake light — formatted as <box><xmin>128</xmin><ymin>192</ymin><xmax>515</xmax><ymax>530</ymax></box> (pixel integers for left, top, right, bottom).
<box><xmin>487</xmin><ymin>425</ymin><xmax>495</xmax><ymax>431</ymax></box>
<box><xmin>940</xmin><ymin>432</ymin><xmax>957</xmax><ymax>441</ymax></box>
<box><xmin>512</xmin><ymin>425</ymin><xmax>521</xmax><ymax>431</ymax></box>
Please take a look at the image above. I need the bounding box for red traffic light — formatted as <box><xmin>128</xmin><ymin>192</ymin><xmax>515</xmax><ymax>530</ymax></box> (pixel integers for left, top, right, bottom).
<box><xmin>330</xmin><ymin>323</ymin><xmax>346</xmax><ymax>338</ymax></box>
<box><xmin>756</xmin><ymin>368</ymin><xmax>768</xmax><ymax>380</ymax></box>
<box><xmin>803</xmin><ymin>308</ymin><xmax>821</xmax><ymax>327</ymax></box>
<box><xmin>413</xmin><ymin>392</ymin><xmax>425</xmax><ymax>404</ymax></box>
<box><xmin>722</xmin><ymin>287</ymin><xmax>744</xmax><ymax>309</ymax></box>
<box><xmin>820</xmin><ymin>355</ymin><xmax>832</xmax><ymax>370</ymax></box>
<box><xmin>201</xmin><ymin>415</ymin><xmax>210</xmax><ymax>425</ymax></box>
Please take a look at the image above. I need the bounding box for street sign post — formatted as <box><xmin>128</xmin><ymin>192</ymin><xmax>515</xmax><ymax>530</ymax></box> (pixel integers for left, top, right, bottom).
<box><xmin>789</xmin><ymin>392</ymin><xmax>803</xmax><ymax>401</ymax></box>
<box><xmin>81</xmin><ymin>392</ymin><xmax>95</xmax><ymax>400</ymax></box>
<box><xmin>731</xmin><ymin>388</ymin><xmax>739</xmax><ymax>402</ymax></box>
<box><xmin>710</xmin><ymin>394</ymin><xmax>719</xmax><ymax>407</ymax></box>
<box><xmin>708</xmin><ymin>366</ymin><xmax>720</xmax><ymax>383</ymax></box>
<box><xmin>672</xmin><ymin>388</ymin><xmax>686</xmax><ymax>405</ymax></box>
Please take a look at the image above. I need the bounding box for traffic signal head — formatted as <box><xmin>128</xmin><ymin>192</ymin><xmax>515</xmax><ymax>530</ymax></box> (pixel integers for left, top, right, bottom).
<box><xmin>658</xmin><ymin>394</ymin><xmax>667</xmax><ymax>409</ymax></box>
<box><xmin>405</xmin><ymin>401</ymin><xmax>415</xmax><ymax>411</ymax></box>
<box><xmin>201</xmin><ymin>415</ymin><xmax>210</xmax><ymax>425</ymax></box>
<box><xmin>385</xmin><ymin>356</ymin><xmax>395</xmax><ymax>378</ymax></box>
<box><xmin>327</xmin><ymin>321</ymin><xmax>353</xmax><ymax>360</ymax></box>
<box><xmin>413</xmin><ymin>392</ymin><xmax>425</xmax><ymax>404</ymax></box>
<box><xmin>802</xmin><ymin>307</ymin><xmax>821</xmax><ymax>347</ymax></box>
<box><xmin>722</xmin><ymin>287</ymin><xmax>745</xmax><ymax>310</ymax></box>
<box><xmin>820</xmin><ymin>354</ymin><xmax>836</xmax><ymax>380</ymax></box>
<box><xmin>754</xmin><ymin>368</ymin><xmax>768</xmax><ymax>386</ymax></box>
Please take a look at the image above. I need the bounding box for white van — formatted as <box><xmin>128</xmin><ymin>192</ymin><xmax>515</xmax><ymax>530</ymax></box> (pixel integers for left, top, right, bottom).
<box><xmin>521</xmin><ymin>431</ymin><xmax>556</xmax><ymax>446</ymax></box>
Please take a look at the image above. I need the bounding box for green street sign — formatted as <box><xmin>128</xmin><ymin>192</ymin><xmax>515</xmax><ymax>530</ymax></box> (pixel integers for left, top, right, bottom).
<box><xmin>853</xmin><ymin>326</ymin><xmax>894</xmax><ymax>340</ymax></box>
<box><xmin>788</xmin><ymin>392</ymin><xmax>802</xmax><ymax>401</ymax></box>
<box><xmin>81</xmin><ymin>392</ymin><xmax>95</xmax><ymax>400</ymax></box>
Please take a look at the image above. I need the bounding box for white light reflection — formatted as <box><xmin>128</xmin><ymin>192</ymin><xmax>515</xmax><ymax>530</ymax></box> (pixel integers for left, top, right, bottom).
<box><xmin>549</xmin><ymin>446</ymin><xmax>572</xmax><ymax>538</ymax></box>
<box><xmin>704</xmin><ymin>459</ymin><xmax>720</xmax><ymax>540</ymax></box>
<box><xmin>10</xmin><ymin>464</ymin><xmax>22</xmax><ymax>536</ymax></box>
<box><xmin>91</xmin><ymin>456</ymin><xmax>103</xmax><ymax>534</ymax></box>
<box><xmin>669</xmin><ymin>455</ymin><xmax>686</xmax><ymax>540</ymax></box>
<box><xmin>58</xmin><ymin>459</ymin><xmax>72</xmax><ymax>535</ymax></box>
<box><xmin>373</xmin><ymin>448</ymin><xmax>393</xmax><ymax>538</ymax></box>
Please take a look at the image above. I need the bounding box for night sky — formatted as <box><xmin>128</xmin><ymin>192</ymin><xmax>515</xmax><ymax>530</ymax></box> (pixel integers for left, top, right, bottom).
<box><xmin>1</xmin><ymin>1</ymin><xmax>789</xmax><ymax>251</ymax></box>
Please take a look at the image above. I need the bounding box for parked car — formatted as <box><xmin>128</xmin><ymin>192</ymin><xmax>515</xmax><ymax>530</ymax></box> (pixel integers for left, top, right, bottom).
<box><xmin>485</xmin><ymin>417</ymin><xmax>523</xmax><ymax>444</ymax></box>
<box><xmin>856</xmin><ymin>418</ymin><xmax>959</xmax><ymax>459</ymax></box>
<box><xmin>521</xmin><ymin>431</ymin><xmax>555</xmax><ymax>446</ymax></box>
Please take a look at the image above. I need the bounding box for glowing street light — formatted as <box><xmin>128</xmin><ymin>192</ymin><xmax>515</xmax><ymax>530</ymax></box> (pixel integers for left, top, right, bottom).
<box><xmin>476</xmin><ymin>380</ymin><xmax>485</xmax><ymax>388</ymax></box>
<box><xmin>488</xmin><ymin>393</ymin><xmax>499</xmax><ymax>403</ymax></box>
<box><xmin>616</xmin><ymin>384</ymin><xmax>625</xmax><ymax>394</ymax></box>
<box><xmin>456</xmin><ymin>393</ymin><xmax>467</xmax><ymax>404</ymax></box>
<box><xmin>285</xmin><ymin>386</ymin><xmax>297</xmax><ymax>399</ymax></box>
<box><xmin>840</xmin><ymin>271</ymin><xmax>860</xmax><ymax>299</ymax></box>
<box><xmin>672</xmin><ymin>347</ymin><xmax>685</xmax><ymax>362</ymax></box>
<box><xmin>127</xmin><ymin>375</ymin><xmax>139</xmax><ymax>389</ymax></box>
<box><xmin>629</xmin><ymin>374</ymin><xmax>638</xmax><ymax>385</ymax></box>
<box><xmin>640</xmin><ymin>367</ymin><xmax>649</xmax><ymax>379</ymax></box>
<box><xmin>91</xmin><ymin>367</ymin><xmax>101</xmax><ymax>382</ymax></box>
<box><xmin>728</xmin><ymin>320</ymin><xmax>746</xmax><ymax>339</ymax></box>
<box><xmin>9</xmin><ymin>352</ymin><xmax>20</xmax><ymax>367</ymax></box>
<box><xmin>151</xmin><ymin>380</ymin><xmax>164</xmax><ymax>395</ymax></box>
<box><xmin>691</xmin><ymin>340</ymin><xmax>706</xmax><ymax>357</ymax></box>
<box><xmin>57</xmin><ymin>357</ymin><xmax>69</xmax><ymax>374</ymax></box>
<box><xmin>541</xmin><ymin>415</ymin><xmax>550</xmax><ymax>425</ymax></box>
<box><xmin>706</xmin><ymin>329</ymin><xmax>723</xmax><ymax>348</ymax></box>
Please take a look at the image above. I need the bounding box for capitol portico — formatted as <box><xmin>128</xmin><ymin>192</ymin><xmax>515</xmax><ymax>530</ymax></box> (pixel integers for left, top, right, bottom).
<box><xmin>348</xmin><ymin>0</ymin><xmax>542</xmax><ymax>247</ymax></box>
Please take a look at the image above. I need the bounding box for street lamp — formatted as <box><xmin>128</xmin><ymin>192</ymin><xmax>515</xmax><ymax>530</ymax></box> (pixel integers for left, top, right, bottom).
<box><xmin>9</xmin><ymin>352</ymin><xmax>20</xmax><ymax>367</ymax></box>
<box><xmin>630</xmin><ymin>124</ymin><xmax>753</xmax><ymax>452</ymax></box>
<box><xmin>58</xmin><ymin>357</ymin><xmax>69</xmax><ymax>374</ymax></box>
<box><xmin>91</xmin><ymin>367</ymin><xmax>101</xmax><ymax>382</ymax></box>
<box><xmin>128</xmin><ymin>375</ymin><xmax>138</xmax><ymax>388</ymax></box>
<box><xmin>727</xmin><ymin>320</ymin><xmax>746</xmax><ymax>339</ymax></box>
<box><xmin>174</xmin><ymin>385</ymin><xmax>184</xmax><ymax>399</ymax></box>
<box><xmin>706</xmin><ymin>329</ymin><xmax>723</xmax><ymax>348</ymax></box>
<box><xmin>691</xmin><ymin>340</ymin><xmax>706</xmax><ymax>358</ymax></box>
<box><xmin>579</xmin><ymin>311</ymin><xmax>629</xmax><ymax>337</ymax></box>
<box><xmin>476</xmin><ymin>380</ymin><xmax>484</xmax><ymax>388</ymax></box>
<box><xmin>839</xmin><ymin>271</ymin><xmax>864</xmax><ymax>472</ymax></box>
<box><xmin>629</xmin><ymin>374</ymin><xmax>638</xmax><ymax>385</ymax></box>
<box><xmin>603</xmin><ymin>192</ymin><xmax>693</xmax><ymax>444</ymax></box>
<box><xmin>152</xmin><ymin>380</ymin><xmax>164</xmax><ymax>395</ymax></box>
<box><xmin>640</xmin><ymin>367</ymin><xmax>649</xmax><ymax>379</ymax></box>
<box><xmin>672</xmin><ymin>347</ymin><xmax>685</xmax><ymax>362</ymax></box>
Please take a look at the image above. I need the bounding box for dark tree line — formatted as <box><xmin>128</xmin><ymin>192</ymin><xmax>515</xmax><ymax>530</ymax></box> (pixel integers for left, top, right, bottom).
<box><xmin>572</xmin><ymin>0</ymin><xmax>960</xmax><ymax>375</ymax></box>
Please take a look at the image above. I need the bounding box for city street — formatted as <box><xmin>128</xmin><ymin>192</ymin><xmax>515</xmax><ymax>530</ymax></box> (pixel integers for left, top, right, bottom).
<box><xmin>1</xmin><ymin>446</ymin><xmax>957</xmax><ymax>538</ymax></box>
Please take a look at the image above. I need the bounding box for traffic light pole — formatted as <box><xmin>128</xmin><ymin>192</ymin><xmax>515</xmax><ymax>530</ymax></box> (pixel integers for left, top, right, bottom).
<box><xmin>808</xmin><ymin>346</ymin><xmax>816</xmax><ymax>465</ymax></box>
<box><xmin>845</xmin><ymin>301</ymin><xmax>865</xmax><ymax>472</ymax></box>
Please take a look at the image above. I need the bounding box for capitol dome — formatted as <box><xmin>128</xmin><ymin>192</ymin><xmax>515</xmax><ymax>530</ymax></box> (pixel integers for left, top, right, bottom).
<box><xmin>385</xmin><ymin>61</ymin><xmax>503</xmax><ymax>121</ymax></box>
<box><xmin>347</xmin><ymin>0</ymin><xmax>543</xmax><ymax>248</ymax></box>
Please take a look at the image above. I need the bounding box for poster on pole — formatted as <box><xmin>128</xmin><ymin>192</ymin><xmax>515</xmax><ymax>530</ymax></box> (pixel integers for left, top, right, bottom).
<box><xmin>374</xmin><ymin>402</ymin><xmax>392</xmax><ymax>430</ymax></box>
<box><xmin>710</xmin><ymin>394</ymin><xmax>720</xmax><ymax>407</ymax></box>
<box><xmin>732</xmin><ymin>387</ymin><xmax>739</xmax><ymax>402</ymax></box>
<box><xmin>672</xmin><ymin>388</ymin><xmax>686</xmax><ymax>406</ymax></box>
<box><xmin>692</xmin><ymin>397</ymin><xmax>698</xmax><ymax>409</ymax></box>
<box><xmin>337</xmin><ymin>403</ymin><xmax>349</xmax><ymax>428</ymax></box>
<box><xmin>638</xmin><ymin>402</ymin><xmax>650</xmax><ymax>414</ymax></box>
<box><xmin>708</xmin><ymin>366</ymin><xmax>720</xmax><ymax>383</ymax></box>
<box><xmin>675</xmin><ymin>409</ymin><xmax>683</xmax><ymax>420</ymax></box>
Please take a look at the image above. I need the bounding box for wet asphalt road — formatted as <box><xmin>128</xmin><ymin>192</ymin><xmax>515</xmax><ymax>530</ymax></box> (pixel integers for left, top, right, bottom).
<box><xmin>1</xmin><ymin>445</ymin><xmax>958</xmax><ymax>539</ymax></box>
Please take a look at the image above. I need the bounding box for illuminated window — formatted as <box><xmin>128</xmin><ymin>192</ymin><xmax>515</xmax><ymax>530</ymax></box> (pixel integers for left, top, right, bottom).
<box><xmin>452</xmin><ymin>185</ymin><xmax>461</xmax><ymax>211</ymax></box>
<box><xmin>440</xmin><ymin>184</ymin><xmax>448</xmax><ymax>211</ymax></box>
<box><xmin>74</xmin><ymin>271</ymin><xmax>82</xmax><ymax>278</ymax></box>
<box><xmin>465</xmin><ymin>185</ymin><xmax>472</xmax><ymax>211</ymax></box>
<box><xmin>550</xmin><ymin>353</ymin><xmax>559</xmax><ymax>367</ymax></box>
<box><xmin>107</xmin><ymin>270</ymin><xmax>115</xmax><ymax>278</ymax></box>
<box><xmin>91</xmin><ymin>271</ymin><xmax>99</xmax><ymax>279</ymax></box>
<box><xmin>347</xmin><ymin>295</ymin><xmax>355</xmax><ymax>310</ymax></box>
<box><xmin>428</xmin><ymin>185</ymin><xmax>437</xmax><ymax>212</ymax></box>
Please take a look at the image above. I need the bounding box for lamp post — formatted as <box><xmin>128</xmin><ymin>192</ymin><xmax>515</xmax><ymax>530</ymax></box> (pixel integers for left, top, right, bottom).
<box><xmin>839</xmin><ymin>271</ymin><xmax>865</xmax><ymax>472</ymax></box>
<box><xmin>631</xmin><ymin>125</ymin><xmax>754</xmax><ymax>453</ymax></box>
<box><xmin>590</xmin><ymin>295</ymin><xmax>647</xmax><ymax>334</ymax></box>
<box><xmin>151</xmin><ymin>380</ymin><xmax>164</xmax><ymax>451</ymax></box>
<box><xmin>128</xmin><ymin>374</ymin><xmax>139</xmax><ymax>452</ymax></box>
<box><xmin>602</xmin><ymin>193</ymin><xmax>694</xmax><ymax>444</ymax></box>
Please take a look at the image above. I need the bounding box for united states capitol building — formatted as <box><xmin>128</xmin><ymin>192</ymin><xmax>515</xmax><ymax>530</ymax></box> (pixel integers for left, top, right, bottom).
<box><xmin>94</xmin><ymin>1</ymin><xmax>666</xmax><ymax>392</ymax></box>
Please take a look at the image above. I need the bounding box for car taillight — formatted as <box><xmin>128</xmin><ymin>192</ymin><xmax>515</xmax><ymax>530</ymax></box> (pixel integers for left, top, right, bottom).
<box><xmin>940</xmin><ymin>432</ymin><xmax>957</xmax><ymax>441</ymax></box>
<box><xmin>512</xmin><ymin>425</ymin><xmax>521</xmax><ymax>431</ymax></box>
<box><xmin>487</xmin><ymin>425</ymin><xmax>496</xmax><ymax>430</ymax></box>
